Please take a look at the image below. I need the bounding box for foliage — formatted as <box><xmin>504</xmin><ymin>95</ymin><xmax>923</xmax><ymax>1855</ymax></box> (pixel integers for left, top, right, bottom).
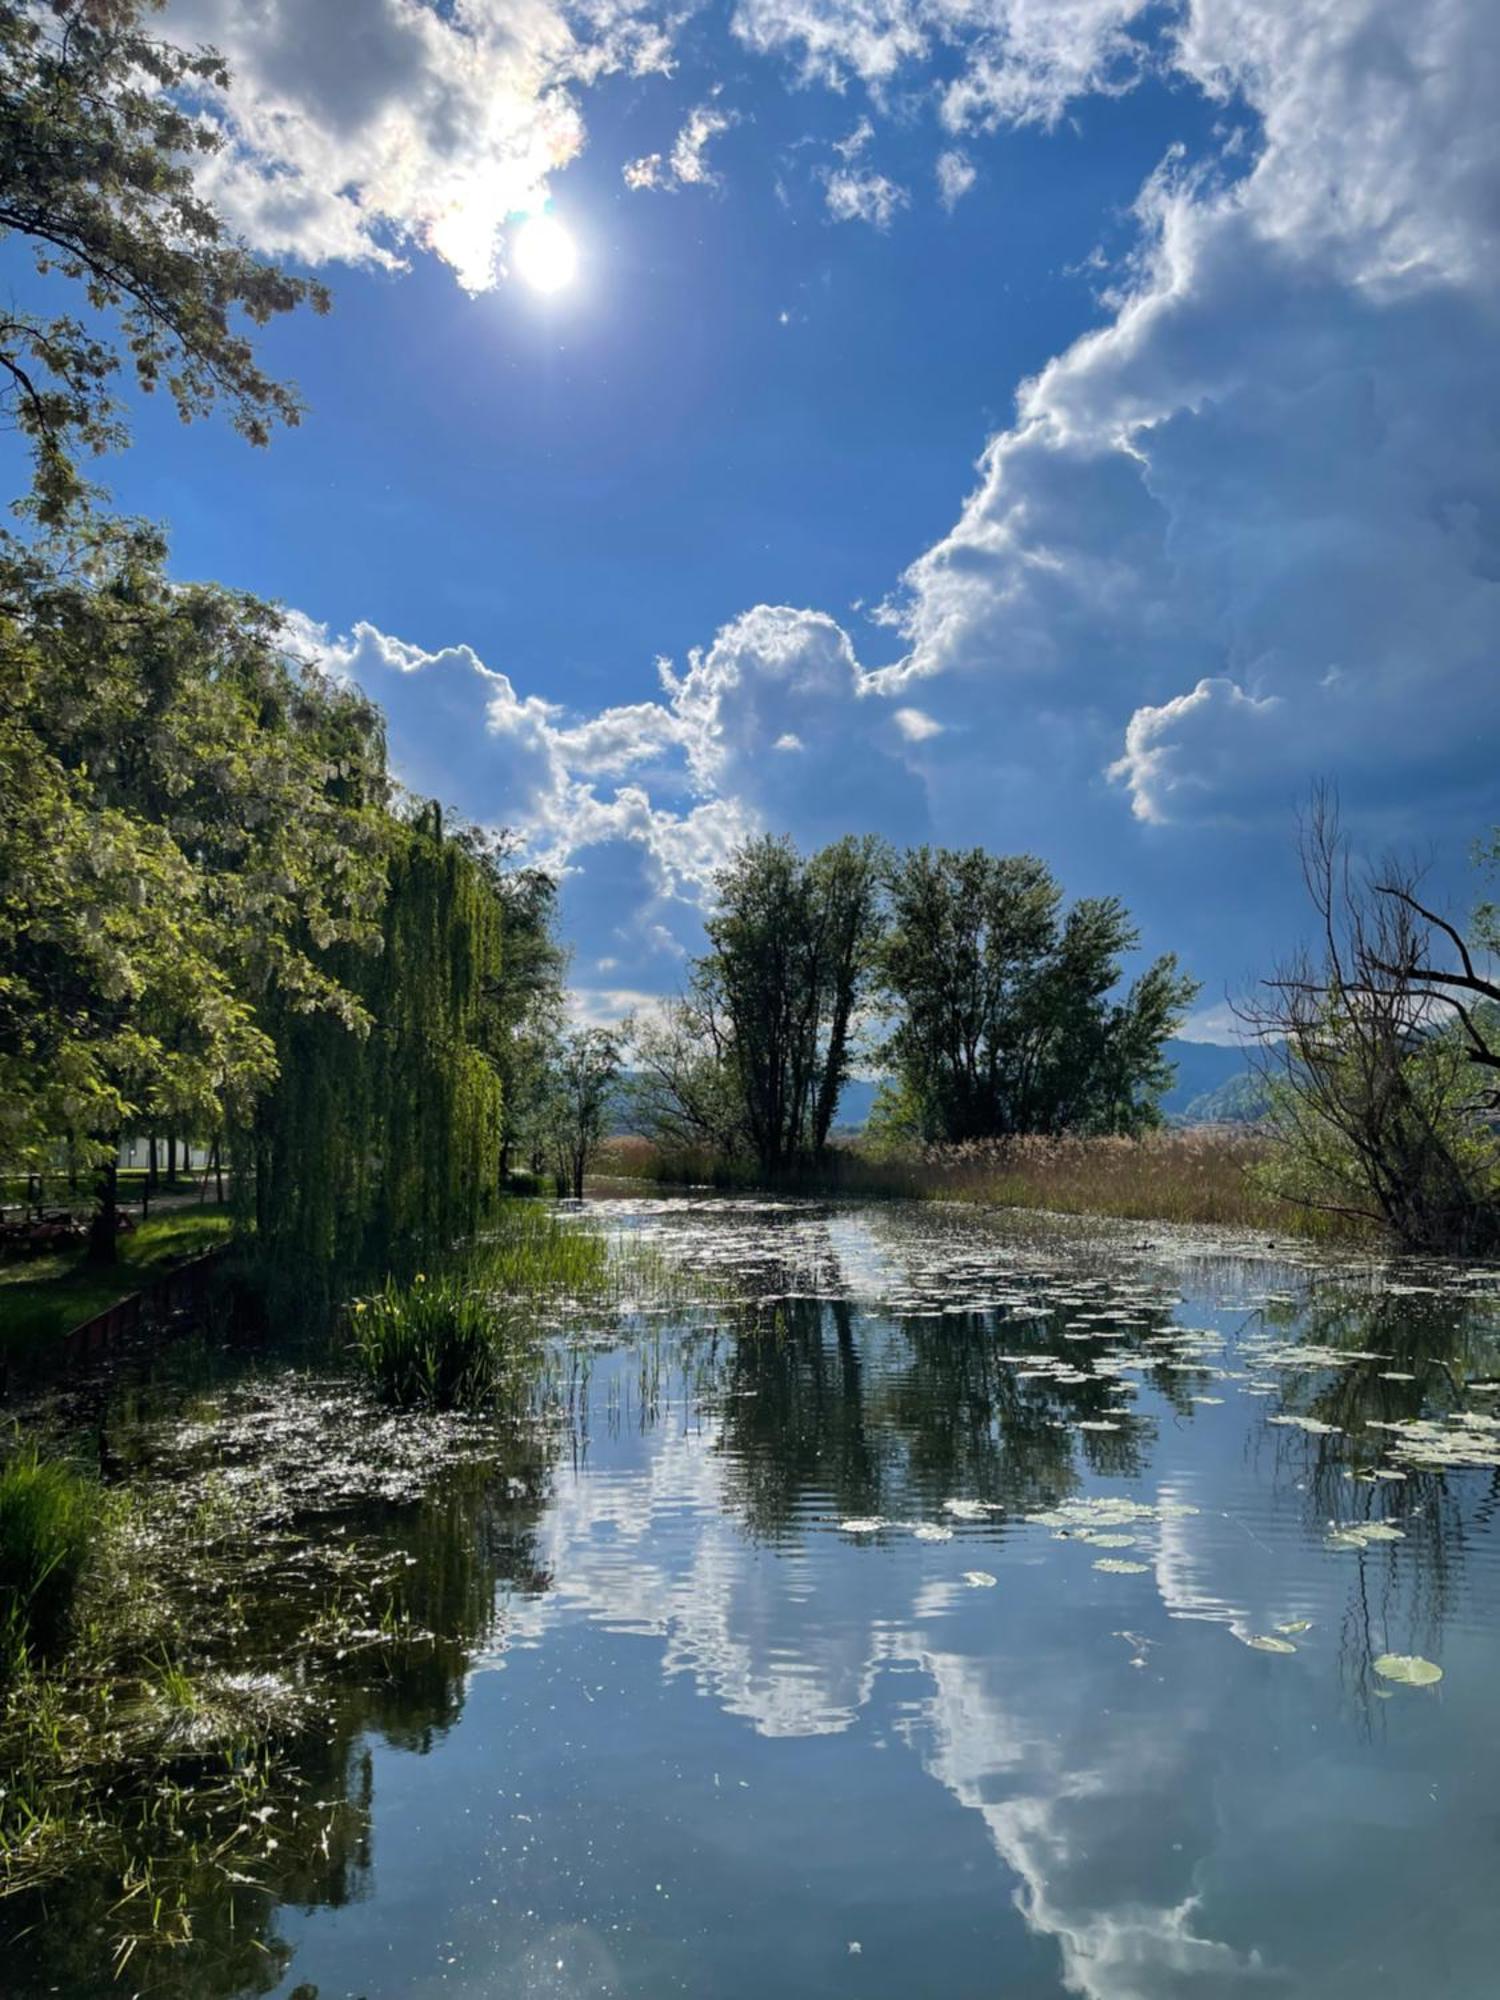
<box><xmin>487</xmin><ymin>852</ymin><xmax>568</xmax><ymax>1177</ymax></box>
<box><xmin>0</xmin><ymin>520</ymin><xmax>388</xmax><ymax>1223</ymax></box>
<box><xmin>1244</xmin><ymin>792</ymin><xmax>1500</xmax><ymax>1252</ymax></box>
<box><xmin>249</xmin><ymin>803</ymin><xmax>507</xmax><ymax>1282</ymax></box>
<box><xmin>601</xmin><ymin>1128</ymin><xmax>1343</xmax><ymax>1234</ymax></box>
<box><xmin>628</xmin><ymin>990</ymin><xmax>753</xmax><ymax>1159</ymax></box>
<box><xmin>878</xmin><ymin>847</ymin><xmax>1196</xmax><ymax>1142</ymax></box>
<box><xmin>543</xmin><ymin>1027</ymin><xmax>623</xmax><ymax>1198</ymax></box>
<box><xmin>0</xmin><ymin>0</ymin><xmax>326</xmax><ymax>523</ymax></box>
<box><xmin>0</xmin><ymin>1445</ymin><xmax>95</xmax><ymax>1669</ymax></box>
<box><xmin>702</xmin><ymin>835</ymin><xmax>886</xmax><ymax>1173</ymax></box>
<box><xmin>349</xmin><ymin>1274</ymin><xmax>505</xmax><ymax>1410</ymax></box>
<box><xmin>630</xmin><ymin>836</ymin><xmax>887</xmax><ymax>1175</ymax></box>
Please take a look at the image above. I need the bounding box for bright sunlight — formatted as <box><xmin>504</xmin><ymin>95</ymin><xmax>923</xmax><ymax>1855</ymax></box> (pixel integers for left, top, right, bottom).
<box><xmin>512</xmin><ymin>213</ymin><xmax>578</xmax><ymax>294</ymax></box>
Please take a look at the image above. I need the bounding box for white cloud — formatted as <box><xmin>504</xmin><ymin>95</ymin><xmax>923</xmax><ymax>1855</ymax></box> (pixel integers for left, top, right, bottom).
<box><xmin>292</xmin><ymin>601</ymin><xmax>931</xmax><ymax>998</ymax></box>
<box><xmin>1108</xmin><ymin>677</ymin><xmax>1284</xmax><ymax>825</ymax></box>
<box><xmin>867</xmin><ymin>0</ymin><xmax>1500</xmax><ymax>849</ymax></box>
<box><xmin>624</xmin><ymin>102</ymin><xmax>739</xmax><ymax>192</ymax></box>
<box><xmin>167</xmin><ymin>0</ymin><xmax>671</xmax><ymax>291</ymax></box>
<box><xmin>935</xmin><ymin>148</ymin><xmax>977</xmax><ymax>209</ymax></box>
<box><xmin>893</xmin><ymin>706</ymin><xmax>945</xmax><ymax>742</ymax></box>
<box><xmin>823</xmin><ymin>166</ymin><xmax>909</xmax><ymax>227</ymax></box>
<box><xmin>731</xmin><ymin>0</ymin><xmax>1156</xmax><ymax>128</ymax></box>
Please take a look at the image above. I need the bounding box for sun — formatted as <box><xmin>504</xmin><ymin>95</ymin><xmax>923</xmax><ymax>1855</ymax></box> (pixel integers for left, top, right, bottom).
<box><xmin>512</xmin><ymin>213</ymin><xmax>578</xmax><ymax>294</ymax></box>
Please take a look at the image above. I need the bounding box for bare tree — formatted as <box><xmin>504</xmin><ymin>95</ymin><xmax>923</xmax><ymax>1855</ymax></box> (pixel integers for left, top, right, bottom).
<box><xmin>1239</xmin><ymin>789</ymin><xmax>1499</xmax><ymax>1252</ymax></box>
<box><xmin>543</xmin><ymin>1029</ymin><xmax>622</xmax><ymax>1200</ymax></box>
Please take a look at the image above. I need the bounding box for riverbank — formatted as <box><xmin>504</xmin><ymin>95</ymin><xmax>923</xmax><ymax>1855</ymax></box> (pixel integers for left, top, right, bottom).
<box><xmin>594</xmin><ymin>1128</ymin><xmax>1365</xmax><ymax>1239</ymax></box>
<box><xmin>0</xmin><ymin>1204</ymin><xmax>235</xmax><ymax>1352</ymax></box>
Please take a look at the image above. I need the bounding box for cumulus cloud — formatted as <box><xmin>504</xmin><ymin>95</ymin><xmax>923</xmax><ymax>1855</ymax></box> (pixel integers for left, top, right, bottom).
<box><xmin>280</xmin><ymin>0</ymin><xmax>1500</xmax><ymax>998</ymax></box>
<box><xmin>167</xmin><ymin>0</ymin><xmax>671</xmax><ymax>290</ymax></box>
<box><xmin>868</xmin><ymin>0</ymin><xmax>1500</xmax><ymax>856</ymax></box>
<box><xmin>292</xmin><ymin>602</ymin><xmax>930</xmax><ymax>1003</ymax></box>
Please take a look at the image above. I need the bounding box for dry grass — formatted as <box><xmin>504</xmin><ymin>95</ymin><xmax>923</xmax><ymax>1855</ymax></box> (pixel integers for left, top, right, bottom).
<box><xmin>594</xmin><ymin>1128</ymin><xmax>1366</xmax><ymax>1238</ymax></box>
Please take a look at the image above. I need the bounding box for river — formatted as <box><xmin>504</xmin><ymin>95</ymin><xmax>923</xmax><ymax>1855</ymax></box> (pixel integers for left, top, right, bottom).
<box><xmin>7</xmin><ymin>1194</ymin><xmax>1500</xmax><ymax>1998</ymax></box>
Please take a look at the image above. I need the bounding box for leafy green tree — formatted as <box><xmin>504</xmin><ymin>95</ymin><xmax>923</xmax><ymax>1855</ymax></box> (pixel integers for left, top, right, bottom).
<box><xmin>879</xmin><ymin>847</ymin><xmax>1195</xmax><ymax>1141</ymax></box>
<box><xmin>248</xmin><ymin>801</ymin><xmax>508</xmax><ymax>1281</ymax></box>
<box><xmin>485</xmin><ymin>851</ymin><xmax>568</xmax><ymax>1180</ymax></box>
<box><xmin>700</xmin><ymin>834</ymin><xmax>887</xmax><ymax>1174</ymax></box>
<box><xmin>0</xmin><ymin>520</ymin><xmax>388</xmax><ymax>1256</ymax></box>
<box><xmin>0</xmin><ymin>0</ymin><xmax>325</xmax><ymax>522</ymax></box>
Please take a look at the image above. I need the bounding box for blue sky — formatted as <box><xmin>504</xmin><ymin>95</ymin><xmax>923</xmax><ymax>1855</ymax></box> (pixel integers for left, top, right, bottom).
<box><xmin>87</xmin><ymin>2</ymin><xmax>1500</xmax><ymax>1033</ymax></box>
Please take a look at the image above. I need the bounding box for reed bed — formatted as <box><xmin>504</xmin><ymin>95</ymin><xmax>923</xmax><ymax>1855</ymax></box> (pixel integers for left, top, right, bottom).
<box><xmin>595</xmin><ymin>1129</ymin><xmax>1362</xmax><ymax>1237</ymax></box>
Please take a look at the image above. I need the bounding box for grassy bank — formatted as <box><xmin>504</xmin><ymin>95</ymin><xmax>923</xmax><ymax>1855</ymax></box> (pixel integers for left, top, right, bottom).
<box><xmin>594</xmin><ymin>1129</ymin><xmax>1363</xmax><ymax>1238</ymax></box>
<box><xmin>0</xmin><ymin>1205</ymin><xmax>234</xmax><ymax>1349</ymax></box>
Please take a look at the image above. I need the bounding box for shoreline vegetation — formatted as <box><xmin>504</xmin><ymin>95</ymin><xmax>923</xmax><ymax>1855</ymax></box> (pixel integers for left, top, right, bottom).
<box><xmin>593</xmin><ymin>1129</ymin><xmax>1369</xmax><ymax>1240</ymax></box>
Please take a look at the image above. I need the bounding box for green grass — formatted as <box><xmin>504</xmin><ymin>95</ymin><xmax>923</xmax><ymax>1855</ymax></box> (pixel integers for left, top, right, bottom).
<box><xmin>0</xmin><ymin>1447</ymin><xmax>97</xmax><ymax>1671</ymax></box>
<box><xmin>0</xmin><ymin>1204</ymin><xmax>233</xmax><ymax>1348</ymax></box>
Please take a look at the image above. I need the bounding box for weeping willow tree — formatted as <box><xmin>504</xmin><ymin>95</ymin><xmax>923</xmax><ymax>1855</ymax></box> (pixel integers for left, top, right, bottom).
<box><xmin>247</xmin><ymin>803</ymin><xmax>505</xmax><ymax>1282</ymax></box>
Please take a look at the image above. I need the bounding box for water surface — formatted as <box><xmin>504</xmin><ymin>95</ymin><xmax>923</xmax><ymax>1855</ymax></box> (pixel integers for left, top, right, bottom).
<box><xmin>10</xmin><ymin>1196</ymin><xmax>1500</xmax><ymax>1998</ymax></box>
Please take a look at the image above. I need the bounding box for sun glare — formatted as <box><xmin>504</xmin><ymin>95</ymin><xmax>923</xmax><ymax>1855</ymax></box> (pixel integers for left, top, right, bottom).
<box><xmin>513</xmin><ymin>213</ymin><xmax>578</xmax><ymax>294</ymax></box>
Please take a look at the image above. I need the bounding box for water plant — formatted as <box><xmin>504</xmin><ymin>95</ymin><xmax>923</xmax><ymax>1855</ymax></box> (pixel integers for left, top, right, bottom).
<box><xmin>0</xmin><ymin>1445</ymin><xmax>96</xmax><ymax>1670</ymax></box>
<box><xmin>348</xmin><ymin>1273</ymin><xmax>507</xmax><ymax>1409</ymax></box>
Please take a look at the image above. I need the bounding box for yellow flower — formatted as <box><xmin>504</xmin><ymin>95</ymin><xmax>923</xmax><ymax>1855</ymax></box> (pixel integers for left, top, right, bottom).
<box><xmin>415</xmin><ymin>1272</ymin><xmax>427</xmax><ymax>1285</ymax></box>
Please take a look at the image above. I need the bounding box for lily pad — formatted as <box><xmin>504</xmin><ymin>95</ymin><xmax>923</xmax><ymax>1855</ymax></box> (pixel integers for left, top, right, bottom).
<box><xmin>1093</xmin><ymin>1558</ymin><xmax>1149</xmax><ymax>1574</ymax></box>
<box><xmin>962</xmin><ymin>1570</ymin><xmax>997</xmax><ymax>1588</ymax></box>
<box><xmin>1243</xmin><ymin>1634</ymin><xmax>1297</xmax><ymax>1654</ymax></box>
<box><xmin>1373</xmin><ymin>1652</ymin><xmax>1443</xmax><ymax>1687</ymax></box>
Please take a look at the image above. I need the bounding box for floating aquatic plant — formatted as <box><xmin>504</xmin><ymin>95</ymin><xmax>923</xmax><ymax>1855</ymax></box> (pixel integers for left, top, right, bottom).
<box><xmin>1373</xmin><ymin>1652</ymin><xmax>1443</xmax><ymax>1687</ymax></box>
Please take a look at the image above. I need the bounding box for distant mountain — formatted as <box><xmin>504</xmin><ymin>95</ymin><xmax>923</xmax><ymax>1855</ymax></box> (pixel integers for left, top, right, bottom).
<box><xmin>833</xmin><ymin>1076</ymin><xmax>881</xmax><ymax>1130</ymax></box>
<box><xmin>628</xmin><ymin>1040</ymin><xmax>1255</xmax><ymax>1137</ymax></box>
<box><xmin>1179</xmin><ymin>1069</ymin><xmax>1269</xmax><ymax>1126</ymax></box>
<box><xmin>1156</xmin><ymin>1038</ymin><xmax>1254</xmax><ymax>1118</ymax></box>
<box><xmin>835</xmin><ymin>1042</ymin><xmax>1253</xmax><ymax>1131</ymax></box>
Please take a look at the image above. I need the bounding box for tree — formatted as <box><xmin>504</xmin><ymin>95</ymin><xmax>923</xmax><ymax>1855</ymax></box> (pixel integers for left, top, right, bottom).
<box><xmin>699</xmin><ymin>834</ymin><xmax>886</xmax><ymax>1175</ymax></box>
<box><xmin>0</xmin><ymin>519</ymin><xmax>388</xmax><ymax>1257</ymax></box>
<box><xmin>247</xmin><ymin>800</ymin><xmax>509</xmax><ymax>1282</ymax></box>
<box><xmin>0</xmin><ymin>0</ymin><xmax>325</xmax><ymax>522</ymax></box>
<box><xmin>878</xmin><ymin>847</ymin><xmax>1194</xmax><ymax>1141</ymax></box>
<box><xmin>1241</xmin><ymin>791</ymin><xmax>1500</xmax><ymax>1252</ymax></box>
<box><xmin>483</xmin><ymin>850</ymin><xmax>567</xmax><ymax>1181</ymax></box>
<box><xmin>543</xmin><ymin>1029</ymin><xmax>622</xmax><ymax>1200</ymax></box>
<box><xmin>626</xmin><ymin>986</ymin><xmax>749</xmax><ymax>1162</ymax></box>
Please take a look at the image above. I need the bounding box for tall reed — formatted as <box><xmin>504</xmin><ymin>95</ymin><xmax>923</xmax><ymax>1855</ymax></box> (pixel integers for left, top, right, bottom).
<box><xmin>0</xmin><ymin>1446</ymin><xmax>96</xmax><ymax>1670</ymax></box>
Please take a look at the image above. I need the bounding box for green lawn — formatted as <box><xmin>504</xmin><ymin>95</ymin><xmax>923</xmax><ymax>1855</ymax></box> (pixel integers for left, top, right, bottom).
<box><xmin>0</xmin><ymin>1205</ymin><xmax>234</xmax><ymax>1348</ymax></box>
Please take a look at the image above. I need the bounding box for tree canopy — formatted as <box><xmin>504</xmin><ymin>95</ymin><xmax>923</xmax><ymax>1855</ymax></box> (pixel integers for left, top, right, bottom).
<box><xmin>0</xmin><ymin>0</ymin><xmax>324</xmax><ymax>522</ymax></box>
<box><xmin>877</xmin><ymin>847</ymin><xmax>1195</xmax><ymax>1143</ymax></box>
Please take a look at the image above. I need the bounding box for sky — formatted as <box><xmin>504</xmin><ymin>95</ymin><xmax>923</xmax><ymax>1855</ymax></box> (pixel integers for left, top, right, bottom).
<box><xmin>89</xmin><ymin>0</ymin><xmax>1500</xmax><ymax>1036</ymax></box>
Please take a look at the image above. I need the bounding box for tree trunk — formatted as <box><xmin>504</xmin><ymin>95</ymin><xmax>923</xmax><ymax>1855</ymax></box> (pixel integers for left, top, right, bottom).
<box><xmin>572</xmin><ymin>1151</ymin><xmax>585</xmax><ymax>1201</ymax></box>
<box><xmin>148</xmin><ymin>1133</ymin><xmax>159</xmax><ymax>1190</ymax></box>
<box><xmin>166</xmin><ymin>1133</ymin><xmax>177</xmax><ymax>1183</ymax></box>
<box><xmin>88</xmin><ymin>1154</ymin><xmax>120</xmax><ymax>1265</ymax></box>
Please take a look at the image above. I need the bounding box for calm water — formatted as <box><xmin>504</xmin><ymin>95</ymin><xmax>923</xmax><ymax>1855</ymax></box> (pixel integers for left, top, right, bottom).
<box><xmin>10</xmin><ymin>1195</ymin><xmax>1500</xmax><ymax>1998</ymax></box>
